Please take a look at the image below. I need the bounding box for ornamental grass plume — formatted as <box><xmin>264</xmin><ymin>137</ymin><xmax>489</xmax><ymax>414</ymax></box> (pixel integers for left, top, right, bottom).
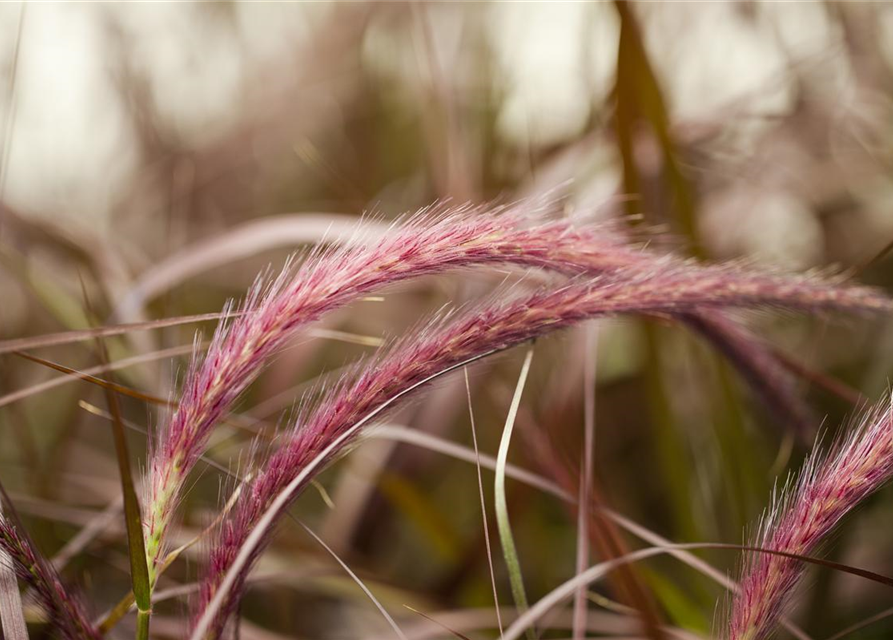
<box><xmin>193</xmin><ymin>267</ymin><xmax>893</xmax><ymax>638</ymax></box>
<box><xmin>0</xmin><ymin>513</ymin><xmax>99</xmax><ymax>639</ymax></box>
<box><xmin>145</xmin><ymin>203</ymin><xmax>885</xmax><ymax>587</ymax></box>
<box><xmin>145</xmin><ymin>203</ymin><xmax>640</xmax><ymax>583</ymax></box>
<box><xmin>728</xmin><ymin>396</ymin><xmax>893</xmax><ymax>640</ymax></box>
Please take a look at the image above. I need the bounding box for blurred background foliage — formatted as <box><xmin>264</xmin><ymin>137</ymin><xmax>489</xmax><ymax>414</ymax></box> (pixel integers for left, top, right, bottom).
<box><xmin>1</xmin><ymin>2</ymin><xmax>893</xmax><ymax>638</ymax></box>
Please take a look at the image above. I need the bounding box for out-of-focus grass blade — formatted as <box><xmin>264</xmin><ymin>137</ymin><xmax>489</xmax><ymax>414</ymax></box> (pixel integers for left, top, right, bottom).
<box><xmin>403</xmin><ymin>605</ymin><xmax>473</xmax><ymax>640</ymax></box>
<box><xmin>377</xmin><ymin>471</ymin><xmax>462</xmax><ymax>563</ymax></box>
<box><xmin>114</xmin><ymin>213</ymin><xmax>390</xmax><ymax>320</ymax></box>
<box><xmin>641</xmin><ymin>327</ymin><xmax>701</xmax><ymax>540</ymax></box>
<box><xmin>0</xmin><ymin>248</ymin><xmax>93</xmax><ymax>331</ymax></box>
<box><xmin>299</xmin><ymin>521</ymin><xmax>408</xmax><ymax>640</ymax></box>
<box><xmin>638</xmin><ymin>566</ymin><xmax>709</xmax><ymax>633</ymax></box>
<box><xmin>0</xmin><ymin>502</ymin><xmax>29</xmax><ymax>640</ymax></box>
<box><xmin>0</xmin><ymin>310</ymin><xmax>241</xmax><ymax>355</ymax></box>
<box><xmin>0</xmin><ymin>343</ymin><xmax>198</xmax><ymax>409</ymax></box>
<box><xmin>0</xmin><ymin>551</ymin><xmax>28</xmax><ymax>640</ymax></box>
<box><xmin>710</xmin><ymin>355</ymin><xmax>768</xmax><ymax>533</ymax></box>
<box><xmin>87</xmin><ymin>329</ymin><xmax>152</xmax><ymax>639</ymax></box>
<box><xmin>613</xmin><ymin>0</ymin><xmax>699</xmax><ymax>254</ymax></box>
<box><xmin>494</xmin><ymin>345</ymin><xmax>535</xmax><ymax>640</ymax></box>
<box><xmin>12</xmin><ymin>350</ymin><xmax>174</xmax><ymax>407</ymax></box>
<box><xmin>0</xmin><ymin>318</ymin><xmax>376</xmax><ymax>356</ymax></box>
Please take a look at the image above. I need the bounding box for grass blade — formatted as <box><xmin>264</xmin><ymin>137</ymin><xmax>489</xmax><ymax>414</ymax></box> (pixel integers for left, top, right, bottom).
<box><xmin>403</xmin><ymin>605</ymin><xmax>474</xmax><ymax>640</ymax></box>
<box><xmin>502</xmin><ymin>541</ymin><xmax>870</xmax><ymax>640</ymax></box>
<box><xmin>572</xmin><ymin>326</ymin><xmax>597</xmax><ymax>640</ymax></box>
<box><xmin>494</xmin><ymin>345</ymin><xmax>535</xmax><ymax>640</ymax></box>
<box><xmin>614</xmin><ymin>0</ymin><xmax>699</xmax><ymax>253</ymax></box>
<box><xmin>0</xmin><ymin>343</ymin><xmax>197</xmax><ymax>409</ymax></box>
<box><xmin>0</xmin><ymin>310</ymin><xmax>241</xmax><ymax>355</ymax></box>
<box><xmin>89</xmin><ymin>334</ymin><xmax>152</xmax><ymax>638</ymax></box>
<box><xmin>12</xmin><ymin>350</ymin><xmax>175</xmax><ymax>407</ymax></box>
<box><xmin>464</xmin><ymin>368</ymin><xmax>504</xmax><ymax>637</ymax></box>
<box><xmin>114</xmin><ymin>213</ymin><xmax>389</xmax><ymax>320</ymax></box>
<box><xmin>297</xmin><ymin>521</ymin><xmax>408</xmax><ymax>640</ymax></box>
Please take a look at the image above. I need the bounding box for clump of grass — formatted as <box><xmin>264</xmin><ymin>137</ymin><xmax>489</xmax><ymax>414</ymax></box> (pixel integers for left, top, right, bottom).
<box><xmin>728</xmin><ymin>396</ymin><xmax>893</xmax><ymax>640</ymax></box>
<box><xmin>2</xmin><ymin>206</ymin><xmax>892</xmax><ymax>639</ymax></box>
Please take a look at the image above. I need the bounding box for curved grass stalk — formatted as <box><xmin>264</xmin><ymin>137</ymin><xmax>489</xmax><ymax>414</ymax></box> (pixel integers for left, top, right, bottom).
<box><xmin>494</xmin><ymin>346</ymin><xmax>536</xmax><ymax>640</ymax></box>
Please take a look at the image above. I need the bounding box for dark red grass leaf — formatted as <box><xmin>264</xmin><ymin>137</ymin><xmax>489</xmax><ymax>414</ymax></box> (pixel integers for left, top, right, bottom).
<box><xmin>81</xmin><ymin>298</ymin><xmax>152</xmax><ymax>620</ymax></box>
<box><xmin>403</xmin><ymin>605</ymin><xmax>474</xmax><ymax>640</ymax></box>
<box><xmin>12</xmin><ymin>350</ymin><xmax>174</xmax><ymax>407</ymax></box>
<box><xmin>708</xmin><ymin>543</ymin><xmax>893</xmax><ymax>589</ymax></box>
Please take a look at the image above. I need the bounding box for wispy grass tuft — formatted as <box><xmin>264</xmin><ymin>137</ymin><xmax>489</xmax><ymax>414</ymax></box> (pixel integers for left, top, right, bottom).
<box><xmin>728</xmin><ymin>395</ymin><xmax>893</xmax><ymax>640</ymax></box>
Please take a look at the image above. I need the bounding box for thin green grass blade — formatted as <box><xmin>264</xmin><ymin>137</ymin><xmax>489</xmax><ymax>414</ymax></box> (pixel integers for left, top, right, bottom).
<box><xmin>100</xmin><ymin>372</ymin><xmax>151</xmax><ymax>609</ymax></box>
<box><xmin>84</xmin><ymin>306</ymin><xmax>152</xmax><ymax>639</ymax></box>
<box><xmin>494</xmin><ymin>345</ymin><xmax>535</xmax><ymax>640</ymax></box>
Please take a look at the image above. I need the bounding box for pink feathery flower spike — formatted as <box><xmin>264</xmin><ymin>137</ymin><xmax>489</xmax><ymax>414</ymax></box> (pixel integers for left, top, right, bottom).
<box><xmin>145</xmin><ymin>203</ymin><xmax>887</xmax><ymax>588</ymax></box>
<box><xmin>145</xmin><ymin>203</ymin><xmax>645</xmax><ymax>581</ymax></box>
<box><xmin>193</xmin><ymin>268</ymin><xmax>892</xmax><ymax>638</ymax></box>
<box><xmin>729</xmin><ymin>395</ymin><xmax>893</xmax><ymax>640</ymax></box>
